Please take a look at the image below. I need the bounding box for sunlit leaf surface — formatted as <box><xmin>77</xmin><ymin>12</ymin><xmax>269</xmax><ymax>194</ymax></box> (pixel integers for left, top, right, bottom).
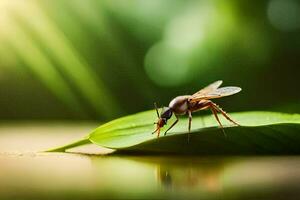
<box><xmin>49</xmin><ymin>111</ymin><xmax>300</xmax><ymax>154</ymax></box>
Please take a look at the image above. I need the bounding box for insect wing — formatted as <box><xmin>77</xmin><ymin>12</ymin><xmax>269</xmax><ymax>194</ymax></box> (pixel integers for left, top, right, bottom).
<box><xmin>191</xmin><ymin>80</ymin><xmax>223</xmax><ymax>97</ymax></box>
<box><xmin>190</xmin><ymin>86</ymin><xmax>241</xmax><ymax>102</ymax></box>
<box><xmin>207</xmin><ymin>86</ymin><xmax>242</xmax><ymax>97</ymax></box>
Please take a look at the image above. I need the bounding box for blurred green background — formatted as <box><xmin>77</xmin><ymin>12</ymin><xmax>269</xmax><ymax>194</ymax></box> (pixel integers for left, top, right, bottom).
<box><xmin>0</xmin><ymin>0</ymin><xmax>299</xmax><ymax>121</ymax></box>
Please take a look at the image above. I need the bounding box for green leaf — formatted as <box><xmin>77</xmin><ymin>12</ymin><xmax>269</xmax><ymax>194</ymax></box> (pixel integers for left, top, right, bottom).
<box><xmin>46</xmin><ymin>111</ymin><xmax>300</xmax><ymax>154</ymax></box>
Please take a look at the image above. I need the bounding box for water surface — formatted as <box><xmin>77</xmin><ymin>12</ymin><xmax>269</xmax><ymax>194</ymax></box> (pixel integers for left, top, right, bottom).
<box><xmin>0</xmin><ymin>123</ymin><xmax>299</xmax><ymax>199</ymax></box>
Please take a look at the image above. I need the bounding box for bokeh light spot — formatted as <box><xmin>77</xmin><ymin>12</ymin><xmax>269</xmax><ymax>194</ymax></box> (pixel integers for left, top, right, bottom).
<box><xmin>165</xmin><ymin>8</ymin><xmax>207</xmax><ymax>52</ymax></box>
<box><xmin>267</xmin><ymin>0</ymin><xmax>300</xmax><ymax>31</ymax></box>
<box><xmin>144</xmin><ymin>42</ymin><xmax>190</xmax><ymax>87</ymax></box>
<box><xmin>144</xmin><ymin>3</ymin><xmax>219</xmax><ymax>87</ymax></box>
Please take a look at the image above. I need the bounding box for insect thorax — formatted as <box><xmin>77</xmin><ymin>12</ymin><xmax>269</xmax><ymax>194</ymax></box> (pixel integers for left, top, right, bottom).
<box><xmin>169</xmin><ymin>95</ymin><xmax>190</xmax><ymax>115</ymax></box>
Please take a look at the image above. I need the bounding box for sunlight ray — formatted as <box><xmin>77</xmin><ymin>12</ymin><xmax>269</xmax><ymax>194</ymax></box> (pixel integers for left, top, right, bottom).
<box><xmin>0</xmin><ymin>16</ymin><xmax>87</xmax><ymax>115</ymax></box>
<box><xmin>14</xmin><ymin>1</ymin><xmax>122</xmax><ymax>118</ymax></box>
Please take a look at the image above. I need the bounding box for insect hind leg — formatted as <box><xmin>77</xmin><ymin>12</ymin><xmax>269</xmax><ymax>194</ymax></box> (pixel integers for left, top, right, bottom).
<box><xmin>210</xmin><ymin>101</ymin><xmax>240</xmax><ymax>126</ymax></box>
<box><xmin>210</xmin><ymin>107</ymin><xmax>227</xmax><ymax>137</ymax></box>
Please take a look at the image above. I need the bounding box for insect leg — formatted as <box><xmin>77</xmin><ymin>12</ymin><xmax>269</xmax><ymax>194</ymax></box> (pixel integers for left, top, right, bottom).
<box><xmin>187</xmin><ymin>110</ymin><xmax>193</xmax><ymax>143</ymax></box>
<box><xmin>210</xmin><ymin>107</ymin><xmax>222</xmax><ymax>128</ymax></box>
<box><xmin>210</xmin><ymin>102</ymin><xmax>239</xmax><ymax>126</ymax></box>
<box><xmin>210</xmin><ymin>107</ymin><xmax>226</xmax><ymax>137</ymax></box>
<box><xmin>188</xmin><ymin>110</ymin><xmax>192</xmax><ymax>133</ymax></box>
<box><xmin>164</xmin><ymin>115</ymin><xmax>179</xmax><ymax>136</ymax></box>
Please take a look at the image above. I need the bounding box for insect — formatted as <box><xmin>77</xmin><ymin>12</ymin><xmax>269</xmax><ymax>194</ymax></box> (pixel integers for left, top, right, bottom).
<box><xmin>152</xmin><ymin>80</ymin><xmax>241</xmax><ymax>137</ymax></box>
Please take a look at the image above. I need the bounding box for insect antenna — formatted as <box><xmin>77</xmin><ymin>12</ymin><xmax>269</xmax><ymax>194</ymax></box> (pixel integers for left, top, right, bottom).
<box><xmin>154</xmin><ymin>102</ymin><xmax>160</xmax><ymax>118</ymax></box>
<box><xmin>152</xmin><ymin>128</ymin><xmax>157</xmax><ymax>134</ymax></box>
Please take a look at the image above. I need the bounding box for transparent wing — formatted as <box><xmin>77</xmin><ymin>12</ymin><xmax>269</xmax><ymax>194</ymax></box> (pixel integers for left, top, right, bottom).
<box><xmin>189</xmin><ymin>86</ymin><xmax>242</xmax><ymax>102</ymax></box>
<box><xmin>191</xmin><ymin>80</ymin><xmax>223</xmax><ymax>97</ymax></box>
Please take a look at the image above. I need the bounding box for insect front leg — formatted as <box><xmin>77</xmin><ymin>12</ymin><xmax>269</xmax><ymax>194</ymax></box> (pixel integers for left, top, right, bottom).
<box><xmin>164</xmin><ymin>115</ymin><xmax>179</xmax><ymax>136</ymax></box>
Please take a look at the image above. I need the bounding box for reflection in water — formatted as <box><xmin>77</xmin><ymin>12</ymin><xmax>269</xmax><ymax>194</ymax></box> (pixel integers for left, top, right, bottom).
<box><xmin>156</xmin><ymin>166</ymin><xmax>172</xmax><ymax>189</ymax></box>
<box><xmin>155</xmin><ymin>158</ymin><xmax>225</xmax><ymax>193</ymax></box>
<box><xmin>91</xmin><ymin>156</ymin><xmax>300</xmax><ymax>199</ymax></box>
<box><xmin>1</xmin><ymin>153</ymin><xmax>300</xmax><ymax>199</ymax></box>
